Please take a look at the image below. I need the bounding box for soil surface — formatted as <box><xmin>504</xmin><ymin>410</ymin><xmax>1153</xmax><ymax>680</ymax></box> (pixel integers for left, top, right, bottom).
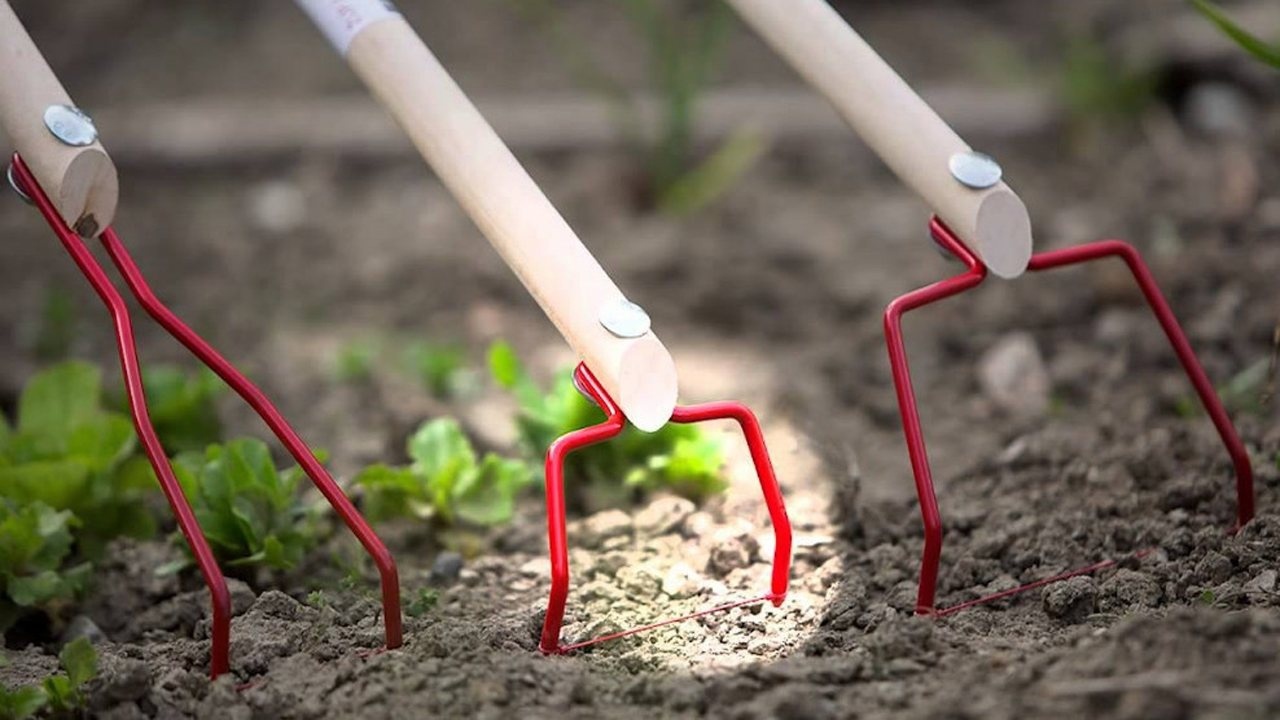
<box><xmin>2</xmin><ymin>1</ymin><xmax>1279</xmax><ymax>718</ymax></box>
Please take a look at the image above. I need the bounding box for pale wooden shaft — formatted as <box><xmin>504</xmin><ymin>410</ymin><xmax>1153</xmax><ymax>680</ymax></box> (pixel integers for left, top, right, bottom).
<box><xmin>343</xmin><ymin>17</ymin><xmax>677</xmax><ymax>430</ymax></box>
<box><xmin>726</xmin><ymin>0</ymin><xmax>1032</xmax><ymax>278</ymax></box>
<box><xmin>0</xmin><ymin>0</ymin><xmax>117</xmax><ymax>236</ymax></box>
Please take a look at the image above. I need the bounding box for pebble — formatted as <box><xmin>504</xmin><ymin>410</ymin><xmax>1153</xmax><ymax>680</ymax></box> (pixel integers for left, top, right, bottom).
<box><xmin>1182</xmin><ymin>81</ymin><xmax>1254</xmax><ymax>138</ymax></box>
<box><xmin>245</xmin><ymin>180</ymin><xmax>307</xmax><ymax>234</ymax></box>
<box><xmin>661</xmin><ymin>562</ymin><xmax>700</xmax><ymax>599</ymax></box>
<box><xmin>977</xmin><ymin>332</ymin><xmax>1050</xmax><ymax>416</ymax></box>
<box><xmin>430</xmin><ymin>551</ymin><xmax>464</xmax><ymax>585</ymax></box>
<box><xmin>62</xmin><ymin>614</ymin><xmax>108</xmax><ymax>644</ymax></box>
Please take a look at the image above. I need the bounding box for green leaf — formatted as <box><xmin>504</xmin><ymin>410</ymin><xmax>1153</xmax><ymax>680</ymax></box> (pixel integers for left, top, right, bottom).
<box><xmin>39</xmin><ymin>675</ymin><xmax>73</xmax><ymax>712</ymax></box>
<box><xmin>67</xmin><ymin>414</ymin><xmax>136</xmax><ymax>473</ymax></box>
<box><xmin>169</xmin><ymin>439</ymin><xmax>316</xmax><ymax>570</ymax></box>
<box><xmin>487</xmin><ymin>341</ymin><xmax>522</xmax><ymax>390</ymax></box>
<box><xmin>453</xmin><ymin>455</ymin><xmax>532</xmax><ymax>526</ymax></box>
<box><xmin>17</xmin><ymin>362</ymin><xmax>102</xmax><ymax>442</ymax></box>
<box><xmin>405</xmin><ymin>587</ymin><xmax>439</xmax><ymax>618</ymax></box>
<box><xmin>404</xmin><ymin>342</ymin><xmax>466</xmax><ymax>398</ymax></box>
<box><xmin>59</xmin><ymin>637</ymin><xmax>97</xmax><ymax>687</ymax></box>
<box><xmin>355</xmin><ymin>464</ymin><xmax>421</xmax><ymax>521</ymax></box>
<box><xmin>1190</xmin><ymin>0</ymin><xmax>1280</xmax><ymax>69</ymax></box>
<box><xmin>148</xmin><ymin>366</ymin><xmax>225</xmax><ymax>453</ymax></box>
<box><xmin>0</xmin><ymin>685</ymin><xmax>47</xmax><ymax>720</ymax></box>
<box><xmin>658</xmin><ymin>127</ymin><xmax>765</xmax><ymax>215</ymax></box>
<box><xmin>0</xmin><ymin>460</ymin><xmax>92</xmax><ymax>510</ymax></box>
<box><xmin>408</xmin><ymin>419</ymin><xmax>477</xmax><ymax>481</ymax></box>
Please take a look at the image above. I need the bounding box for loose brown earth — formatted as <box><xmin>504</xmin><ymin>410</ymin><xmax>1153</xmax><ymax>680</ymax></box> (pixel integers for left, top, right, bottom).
<box><xmin>1</xmin><ymin>1</ymin><xmax>1278</xmax><ymax>718</ymax></box>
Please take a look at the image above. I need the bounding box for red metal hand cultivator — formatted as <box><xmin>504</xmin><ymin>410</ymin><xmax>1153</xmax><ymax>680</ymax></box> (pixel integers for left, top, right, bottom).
<box><xmin>293</xmin><ymin>0</ymin><xmax>793</xmax><ymax>653</ymax></box>
<box><xmin>726</xmin><ymin>0</ymin><xmax>1254</xmax><ymax>614</ymax></box>
<box><xmin>0</xmin><ymin>2</ymin><xmax>400</xmax><ymax>678</ymax></box>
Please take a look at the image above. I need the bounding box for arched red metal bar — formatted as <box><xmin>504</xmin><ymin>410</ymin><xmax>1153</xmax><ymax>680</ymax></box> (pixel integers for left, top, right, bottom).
<box><xmin>10</xmin><ymin>153</ymin><xmax>403</xmax><ymax>677</ymax></box>
<box><xmin>539</xmin><ymin>363</ymin><xmax>792</xmax><ymax>654</ymax></box>
<box><xmin>884</xmin><ymin>216</ymin><xmax>1254</xmax><ymax>614</ymax></box>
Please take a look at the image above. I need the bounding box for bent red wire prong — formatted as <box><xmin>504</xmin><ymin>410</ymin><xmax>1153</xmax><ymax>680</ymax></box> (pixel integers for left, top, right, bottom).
<box><xmin>885</xmin><ymin>216</ymin><xmax>1255</xmax><ymax>615</ymax></box>
<box><xmin>539</xmin><ymin>363</ymin><xmax>792</xmax><ymax>655</ymax></box>
<box><xmin>9</xmin><ymin>154</ymin><xmax>402</xmax><ymax>678</ymax></box>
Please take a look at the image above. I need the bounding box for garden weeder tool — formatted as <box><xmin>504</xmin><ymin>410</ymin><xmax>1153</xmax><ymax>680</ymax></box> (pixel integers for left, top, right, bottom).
<box><xmin>293</xmin><ymin>0</ymin><xmax>792</xmax><ymax>654</ymax></box>
<box><xmin>0</xmin><ymin>1</ymin><xmax>401</xmax><ymax>678</ymax></box>
<box><xmin>726</xmin><ymin>0</ymin><xmax>1254</xmax><ymax>615</ymax></box>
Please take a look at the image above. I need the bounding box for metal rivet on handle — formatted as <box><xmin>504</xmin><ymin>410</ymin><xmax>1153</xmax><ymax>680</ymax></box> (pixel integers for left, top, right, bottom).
<box><xmin>43</xmin><ymin>104</ymin><xmax>98</xmax><ymax>147</ymax></box>
<box><xmin>948</xmin><ymin>150</ymin><xmax>1002</xmax><ymax>189</ymax></box>
<box><xmin>599</xmin><ymin>298</ymin><xmax>651</xmax><ymax>339</ymax></box>
<box><xmin>6</xmin><ymin>163</ymin><xmax>34</xmax><ymax>205</ymax></box>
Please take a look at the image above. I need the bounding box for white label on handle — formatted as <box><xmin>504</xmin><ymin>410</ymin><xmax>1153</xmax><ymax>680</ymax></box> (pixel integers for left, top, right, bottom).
<box><xmin>295</xmin><ymin>0</ymin><xmax>400</xmax><ymax>55</ymax></box>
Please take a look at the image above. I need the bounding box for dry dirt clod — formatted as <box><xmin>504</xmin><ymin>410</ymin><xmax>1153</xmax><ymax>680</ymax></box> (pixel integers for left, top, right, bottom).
<box><xmin>577</xmin><ymin>509</ymin><xmax>633</xmax><ymax>549</ymax></box>
<box><xmin>707</xmin><ymin>531</ymin><xmax>761</xmax><ymax>578</ymax></box>
<box><xmin>1243</xmin><ymin>569</ymin><xmax>1277</xmax><ymax>595</ymax></box>
<box><xmin>977</xmin><ymin>332</ymin><xmax>1051</xmax><ymax>416</ymax></box>
<box><xmin>635</xmin><ymin>495</ymin><xmax>696</xmax><ymax>537</ymax></box>
<box><xmin>1043</xmin><ymin>576</ymin><xmax>1099</xmax><ymax>623</ymax></box>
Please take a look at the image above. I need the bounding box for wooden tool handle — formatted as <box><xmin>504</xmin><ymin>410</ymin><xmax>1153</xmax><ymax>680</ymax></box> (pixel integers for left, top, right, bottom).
<box><xmin>726</xmin><ymin>0</ymin><xmax>1032</xmax><ymax>278</ymax></box>
<box><xmin>0</xmin><ymin>1</ymin><xmax>117</xmax><ymax>236</ymax></box>
<box><xmin>294</xmin><ymin>1</ymin><xmax>677</xmax><ymax>430</ymax></box>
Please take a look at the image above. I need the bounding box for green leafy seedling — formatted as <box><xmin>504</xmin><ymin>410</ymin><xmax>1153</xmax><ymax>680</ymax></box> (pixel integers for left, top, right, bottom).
<box><xmin>513</xmin><ymin>0</ymin><xmax>760</xmax><ymax>215</ymax></box>
<box><xmin>0</xmin><ymin>501</ymin><xmax>90</xmax><ymax>633</ymax></box>
<box><xmin>488</xmin><ymin>341</ymin><xmax>727</xmax><ymax>512</ymax></box>
<box><xmin>403</xmin><ymin>342</ymin><xmax>468</xmax><ymax>399</ymax></box>
<box><xmin>0</xmin><ymin>362</ymin><xmax>158</xmax><ymax>554</ymax></box>
<box><xmin>0</xmin><ymin>684</ymin><xmax>46</xmax><ymax>720</ymax></box>
<box><xmin>334</xmin><ymin>339</ymin><xmax>379</xmax><ymax>383</ymax></box>
<box><xmin>41</xmin><ymin>638</ymin><xmax>97</xmax><ymax>714</ymax></box>
<box><xmin>1190</xmin><ymin>0</ymin><xmax>1280</xmax><ymax>69</ymax></box>
<box><xmin>357</xmin><ymin>418</ymin><xmax>532</xmax><ymax>527</ymax></box>
<box><xmin>405</xmin><ymin>587</ymin><xmax>439</xmax><ymax>618</ymax></box>
<box><xmin>171</xmin><ymin>439</ymin><xmax>322</xmax><ymax>571</ymax></box>
<box><xmin>122</xmin><ymin>365</ymin><xmax>225</xmax><ymax>454</ymax></box>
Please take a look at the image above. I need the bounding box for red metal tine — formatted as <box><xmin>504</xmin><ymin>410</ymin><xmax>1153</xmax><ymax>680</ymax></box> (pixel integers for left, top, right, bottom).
<box><xmin>669</xmin><ymin>402</ymin><xmax>791</xmax><ymax>605</ymax></box>
<box><xmin>884</xmin><ymin>216</ymin><xmax>1255</xmax><ymax>614</ymax></box>
<box><xmin>98</xmin><ymin>230</ymin><xmax>402</xmax><ymax>651</ymax></box>
<box><xmin>539</xmin><ymin>363</ymin><xmax>792</xmax><ymax>654</ymax></box>
<box><xmin>1025</xmin><ymin>240</ymin><xmax>1255</xmax><ymax>530</ymax></box>
<box><xmin>9</xmin><ymin>154</ymin><xmax>232</xmax><ymax>677</ymax></box>
<box><xmin>539</xmin><ymin>364</ymin><xmax>626</xmax><ymax>654</ymax></box>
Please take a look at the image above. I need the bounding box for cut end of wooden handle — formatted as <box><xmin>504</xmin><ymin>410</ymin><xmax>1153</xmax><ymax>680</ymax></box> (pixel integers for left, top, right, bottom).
<box><xmin>973</xmin><ymin>188</ymin><xmax>1032</xmax><ymax>279</ymax></box>
<box><xmin>59</xmin><ymin>148</ymin><xmax>119</xmax><ymax>237</ymax></box>
<box><xmin>615</xmin><ymin>335</ymin><xmax>679</xmax><ymax>433</ymax></box>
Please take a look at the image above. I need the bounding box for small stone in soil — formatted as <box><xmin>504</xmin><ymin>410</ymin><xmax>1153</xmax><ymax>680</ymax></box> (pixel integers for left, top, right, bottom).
<box><xmin>1042</xmin><ymin>576</ymin><xmax>1098</xmax><ymax>623</ymax></box>
<box><xmin>661</xmin><ymin>562</ymin><xmax>700</xmax><ymax>599</ymax></box>
<box><xmin>431</xmin><ymin>551</ymin><xmax>464</xmax><ymax>585</ymax></box>
<box><xmin>977</xmin><ymin>331</ymin><xmax>1050</xmax><ymax>416</ymax></box>
<box><xmin>62</xmin><ymin>614</ymin><xmax>108</xmax><ymax>645</ymax></box>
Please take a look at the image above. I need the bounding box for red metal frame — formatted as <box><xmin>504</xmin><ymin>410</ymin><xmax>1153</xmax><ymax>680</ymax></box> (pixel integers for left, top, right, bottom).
<box><xmin>10</xmin><ymin>154</ymin><xmax>402</xmax><ymax>678</ymax></box>
<box><xmin>539</xmin><ymin>363</ymin><xmax>792</xmax><ymax>654</ymax></box>
<box><xmin>886</xmin><ymin>217</ymin><xmax>1255</xmax><ymax>614</ymax></box>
